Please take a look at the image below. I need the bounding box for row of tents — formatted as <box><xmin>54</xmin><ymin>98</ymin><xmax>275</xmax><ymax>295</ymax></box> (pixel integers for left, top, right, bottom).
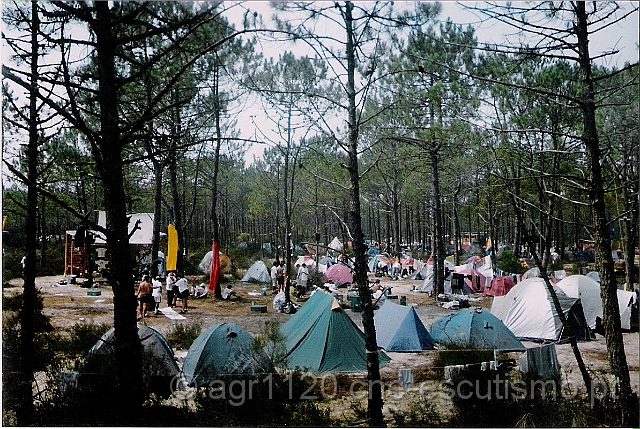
<box><xmin>76</xmin><ymin>273</ymin><xmax>636</xmax><ymax>398</ymax></box>
<box><xmin>230</xmin><ymin>257</ymin><xmax>637</xmax><ymax>340</ymax></box>
<box><xmin>77</xmin><ymin>289</ymin><xmax>530</xmax><ymax>397</ymax></box>
<box><xmin>232</xmin><ymin>255</ymin><xmax>636</xmax><ymax>343</ymax></box>
<box><xmin>239</xmin><ymin>259</ymin><xmax>353</xmax><ymax>284</ymax></box>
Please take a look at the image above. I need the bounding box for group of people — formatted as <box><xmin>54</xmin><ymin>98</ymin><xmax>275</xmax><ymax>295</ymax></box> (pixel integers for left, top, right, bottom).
<box><xmin>270</xmin><ymin>261</ymin><xmax>285</xmax><ymax>293</ymax></box>
<box><xmin>164</xmin><ymin>271</ymin><xmax>190</xmax><ymax>314</ymax></box>
<box><xmin>136</xmin><ymin>271</ymin><xmax>189</xmax><ymax>319</ymax></box>
<box><xmin>136</xmin><ymin>271</ymin><xmax>240</xmax><ymax>319</ymax></box>
<box><xmin>374</xmin><ymin>258</ymin><xmax>415</xmax><ymax>279</ymax></box>
<box><xmin>270</xmin><ymin>261</ymin><xmax>310</xmax><ymax>300</ymax></box>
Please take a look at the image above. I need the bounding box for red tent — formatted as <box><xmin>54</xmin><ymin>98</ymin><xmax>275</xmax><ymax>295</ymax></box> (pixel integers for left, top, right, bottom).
<box><xmin>484</xmin><ymin>276</ymin><xmax>515</xmax><ymax>297</ymax></box>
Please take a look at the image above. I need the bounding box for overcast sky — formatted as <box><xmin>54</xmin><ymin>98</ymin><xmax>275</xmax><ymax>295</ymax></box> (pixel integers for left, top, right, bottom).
<box><xmin>225</xmin><ymin>1</ymin><xmax>639</xmax><ymax>164</ymax></box>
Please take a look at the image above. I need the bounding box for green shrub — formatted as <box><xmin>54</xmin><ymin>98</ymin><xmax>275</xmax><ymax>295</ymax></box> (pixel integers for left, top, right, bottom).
<box><xmin>2</xmin><ymin>290</ymin><xmax>53</xmax><ymax>332</ymax></box>
<box><xmin>2</xmin><ymin>249</ymin><xmax>24</xmax><ymax>282</ymax></box>
<box><xmin>165</xmin><ymin>320</ymin><xmax>202</xmax><ymax>350</ymax></box>
<box><xmin>573</xmin><ymin>260</ymin><xmax>588</xmax><ymax>274</ymax></box>
<box><xmin>65</xmin><ymin>322</ymin><xmax>111</xmax><ymax>358</ymax></box>
<box><xmin>496</xmin><ymin>251</ymin><xmax>526</xmax><ymax>274</ymax></box>
<box><xmin>390</xmin><ymin>396</ymin><xmax>445</xmax><ymax>427</ymax></box>
<box><xmin>251</xmin><ymin>321</ymin><xmax>288</xmax><ymax>372</ymax></box>
<box><xmin>38</xmin><ymin>246</ymin><xmax>64</xmax><ymax>276</ymax></box>
<box><xmin>189</xmin><ymin>322</ymin><xmax>334</xmax><ymax>427</ymax></box>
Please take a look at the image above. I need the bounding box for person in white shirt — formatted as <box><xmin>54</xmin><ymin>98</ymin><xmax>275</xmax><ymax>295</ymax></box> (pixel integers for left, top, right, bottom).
<box><xmin>166</xmin><ymin>272</ymin><xmax>177</xmax><ymax>308</ymax></box>
<box><xmin>222</xmin><ymin>285</ymin><xmax>237</xmax><ymax>300</ymax></box>
<box><xmin>296</xmin><ymin>263</ymin><xmax>309</xmax><ymax>288</ymax></box>
<box><xmin>191</xmin><ymin>283</ymin><xmax>208</xmax><ymax>299</ymax></box>
<box><xmin>175</xmin><ymin>273</ymin><xmax>189</xmax><ymax>314</ymax></box>
<box><xmin>270</xmin><ymin>262</ymin><xmax>278</xmax><ymax>292</ymax></box>
<box><xmin>152</xmin><ymin>277</ymin><xmax>163</xmax><ymax>315</ymax></box>
<box><xmin>372</xmin><ymin>282</ymin><xmax>386</xmax><ymax>307</ymax></box>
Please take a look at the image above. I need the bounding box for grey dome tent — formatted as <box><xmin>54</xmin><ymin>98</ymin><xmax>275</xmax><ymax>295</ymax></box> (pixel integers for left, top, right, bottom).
<box><xmin>556</xmin><ymin>275</ymin><xmax>603</xmax><ymax>330</ymax></box>
<box><xmin>374</xmin><ymin>301</ymin><xmax>435</xmax><ymax>351</ymax></box>
<box><xmin>241</xmin><ymin>260</ymin><xmax>271</xmax><ymax>283</ymax></box>
<box><xmin>79</xmin><ymin>324</ymin><xmax>180</xmax><ymax>398</ymax></box>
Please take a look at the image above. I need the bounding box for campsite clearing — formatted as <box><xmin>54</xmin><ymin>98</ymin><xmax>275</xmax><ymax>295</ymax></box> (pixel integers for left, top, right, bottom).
<box><xmin>3</xmin><ymin>275</ymin><xmax>638</xmax><ymax>421</ymax></box>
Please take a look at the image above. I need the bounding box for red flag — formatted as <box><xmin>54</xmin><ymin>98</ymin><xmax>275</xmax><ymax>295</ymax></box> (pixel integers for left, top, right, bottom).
<box><xmin>208</xmin><ymin>241</ymin><xmax>220</xmax><ymax>292</ymax></box>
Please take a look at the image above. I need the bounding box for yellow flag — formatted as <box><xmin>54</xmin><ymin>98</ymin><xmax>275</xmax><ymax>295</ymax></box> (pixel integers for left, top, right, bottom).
<box><xmin>166</xmin><ymin>224</ymin><xmax>178</xmax><ymax>271</ymax></box>
<box><xmin>2</xmin><ymin>216</ymin><xmax>6</xmax><ymax>230</ymax></box>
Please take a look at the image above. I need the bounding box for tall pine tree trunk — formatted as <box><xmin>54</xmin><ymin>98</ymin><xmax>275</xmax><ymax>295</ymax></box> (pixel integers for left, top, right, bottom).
<box><xmin>94</xmin><ymin>3</ymin><xmax>143</xmax><ymax>421</ymax></box>
<box><xmin>452</xmin><ymin>183</ymin><xmax>461</xmax><ymax>266</ymax></box>
<box><xmin>344</xmin><ymin>3</ymin><xmax>383</xmax><ymax>425</ymax></box>
<box><xmin>17</xmin><ymin>2</ymin><xmax>39</xmax><ymax>423</ymax></box>
<box><xmin>430</xmin><ymin>146</ymin><xmax>444</xmax><ymax>296</ymax></box>
<box><xmin>168</xmin><ymin>101</ymin><xmax>184</xmax><ymax>274</ymax></box>
<box><xmin>621</xmin><ymin>165</ymin><xmax>638</xmax><ymax>288</ymax></box>
<box><xmin>151</xmin><ymin>161</ymin><xmax>163</xmax><ymax>278</ymax></box>
<box><xmin>209</xmin><ymin>61</ymin><xmax>222</xmax><ymax>299</ymax></box>
<box><xmin>575</xmin><ymin>3</ymin><xmax>635</xmax><ymax>423</ymax></box>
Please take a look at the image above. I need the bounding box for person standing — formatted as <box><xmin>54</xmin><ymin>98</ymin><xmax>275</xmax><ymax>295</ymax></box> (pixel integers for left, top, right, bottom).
<box><xmin>152</xmin><ymin>277</ymin><xmax>163</xmax><ymax>315</ymax></box>
<box><xmin>276</xmin><ymin>261</ymin><xmax>285</xmax><ymax>294</ymax></box>
<box><xmin>165</xmin><ymin>271</ymin><xmax>177</xmax><ymax>308</ymax></box>
<box><xmin>175</xmin><ymin>273</ymin><xmax>189</xmax><ymax>314</ymax></box>
<box><xmin>270</xmin><ymin>261</ymin><xmax>279</xmax><ymax>293</ymax></box>
<box><xmin>296</xmin><ymin>263</ymin><xmax>309</xmax><ymax>291</ymax></box>
<box><xmin>136</xmin><ymin>275</ymin><xmax>152</xmax><ymax>320</ymax></box>
<box><xmin>391</xmin><ymin>259</ymin><xmax>402</xmax><ymax>279</ymax></box>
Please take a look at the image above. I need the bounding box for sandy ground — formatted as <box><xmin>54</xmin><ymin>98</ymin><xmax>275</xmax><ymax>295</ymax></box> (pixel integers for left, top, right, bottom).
<box><xmin>3</xmin><ymin>274</ymin><xmax>638</xmax><ymax>420</ymax></box>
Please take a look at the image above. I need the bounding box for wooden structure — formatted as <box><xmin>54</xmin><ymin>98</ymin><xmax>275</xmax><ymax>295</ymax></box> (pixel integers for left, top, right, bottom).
<box><xmin>63</xmin><ymin>211</ymin><xmax>162</xmax><ymax>278</ymax></box>
<box><xmin>64</xmin><ymin>231</ymin><xmax>88</xmax><ymax>277</ymax></box>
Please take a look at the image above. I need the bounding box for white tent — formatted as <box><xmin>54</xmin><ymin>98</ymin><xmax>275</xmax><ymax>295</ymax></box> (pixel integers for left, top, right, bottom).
<box><xmin>416</xmin><ymin>260</ymin><xmax>454</xmax><ymax>294</ymax></box>
<box><xmin>328</xmin><ymin>237</ymin><xmax>343</xmax><ymax>252</ymax></box>
<box><xmin>556</xmin><ymin>275</ymin><xmax>602</xmax><ymax>330</ymax></box>
<box><xmin>521</xmin><ymin>266</ymin><xmax>540</xmax><ymax>280</ymax></box>
<box><xmin>617</xmin><ymin>289</ymin><xmax>637</xmax><ymax>330</ymax></box>
<box><xmin>491</xmin><ymin>277</ymin><xmax>590</xmax><ymax>342</ymax></box>
<box><xmin>240</xmin><ymin>261</ymin><xmax>271</xmax><ymax>283</ymax></box>
<box><xmin>585</xmin><ymin>271</ymin><xmax>600</xmax><ymax>283</ymax></box>
<box><xmin>559</xmin><ymin>274</ymin><xmax>637</xmax><ymax>331</ymax></box>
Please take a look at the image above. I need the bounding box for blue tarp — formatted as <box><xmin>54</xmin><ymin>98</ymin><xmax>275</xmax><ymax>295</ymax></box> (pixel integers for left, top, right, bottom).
<box><xmin>430</xmin><ymin>308</ymin><xmax>525</xmax><ymax>352</ymax></box>
<box><xmin>374</xmin><ymin>301</ymin><xmax>435</xmax><ymax>351</ymax></box>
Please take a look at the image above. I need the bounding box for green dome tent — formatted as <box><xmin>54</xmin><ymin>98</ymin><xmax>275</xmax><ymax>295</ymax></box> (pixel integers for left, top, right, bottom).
<box><xmin>182</xmin><ymin>322</ymin><xmax>255</xmax><ymax>386</ymax></box>
<box><xmin>431</xmin><ymin>308</ymin><xmax>525</xmax><ymax>352</ymax></box>
<box><xmin>279</xmin><ymin>291</ymin><xmax>390</xmax><ymax>373</ymax></box>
